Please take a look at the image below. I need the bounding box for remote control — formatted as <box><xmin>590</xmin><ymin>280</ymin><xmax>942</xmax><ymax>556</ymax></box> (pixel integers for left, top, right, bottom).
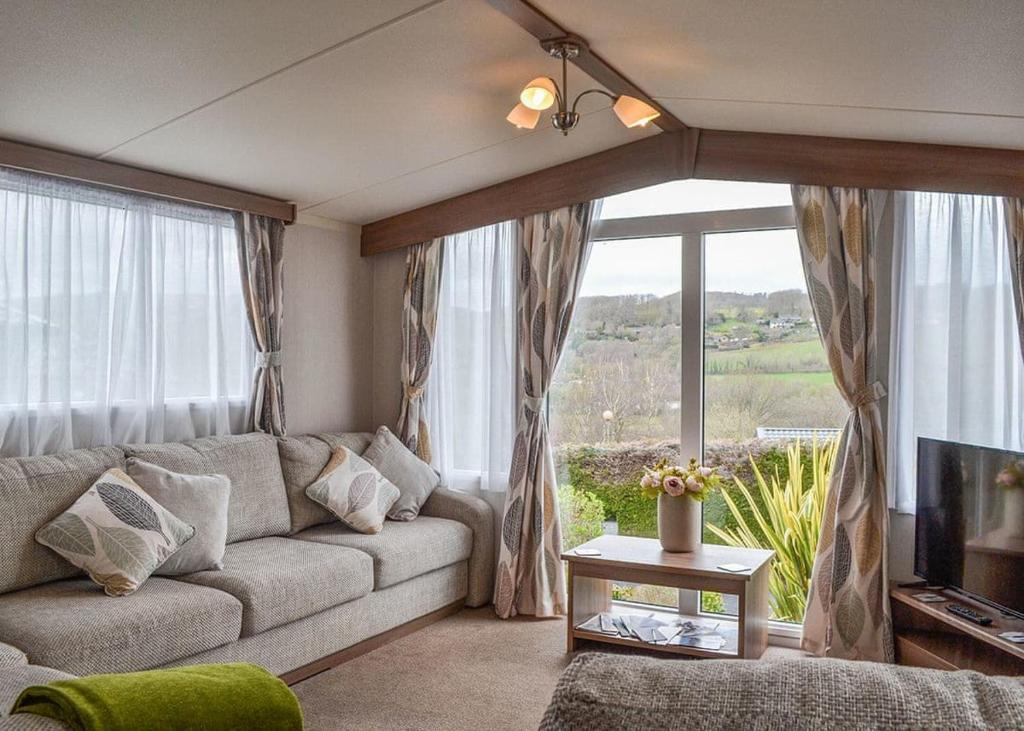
<box><xmin>946</xmin><ymin>604</ymin><xmax>993</xmax><ymax>626</ymax></box>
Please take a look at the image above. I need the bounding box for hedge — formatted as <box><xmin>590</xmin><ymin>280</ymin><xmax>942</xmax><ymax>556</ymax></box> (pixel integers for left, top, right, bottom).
<box><xmin>556</xmin><ymin>439</ymin><xmax>818</xmax><ymax>546</ymax></box>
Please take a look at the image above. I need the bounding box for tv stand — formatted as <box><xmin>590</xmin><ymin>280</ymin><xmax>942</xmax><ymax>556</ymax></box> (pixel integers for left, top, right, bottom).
<box><xmin>891</xmin><ymin>585</ymin><xmax>1024</xmax><ymax>675</ymax></box>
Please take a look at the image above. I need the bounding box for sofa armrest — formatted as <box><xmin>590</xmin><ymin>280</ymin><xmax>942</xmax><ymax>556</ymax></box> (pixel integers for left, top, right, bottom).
<box><xmin>0</xmin><ymin>641</ymin><xmax>26</xmax><ymax>669</ymax></box>
<box><xmin>420</xmin><ymin>488</ymin><xmax>494</xmax><ymax>607</ymax></box>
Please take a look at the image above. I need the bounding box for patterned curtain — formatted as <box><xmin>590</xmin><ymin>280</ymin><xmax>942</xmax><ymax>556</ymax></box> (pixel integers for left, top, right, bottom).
<box><xmin>495</xmin><ymin>202</ymin><xmax>598</xmax><ymax>618</ymax></box>
<box><xmin>235</xmin><ymin>212</ymin><xmax>286</xmax><ymax>436</ymax></box>
<box><xmin>791</xmin><ymin>185</ymin><xmax>893</xmax><ymax>662</ymax></box>
<box><xmin>397</xmin><ymin>239</ymin><xmax>444</xmax><ymax>462</ymax></box>
<box><xmin>1004</xmin><ymin>198</ymin><xmax>1024</xmax><ymax>362</ymax></box>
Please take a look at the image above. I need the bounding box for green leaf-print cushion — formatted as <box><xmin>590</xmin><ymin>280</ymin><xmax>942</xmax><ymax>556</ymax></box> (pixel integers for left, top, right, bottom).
<box><xmin>36</xmin><ymin>468</ymin><xmax>194</xmax><ymax>596</ymax></box>
<box><xmin>305</xmin><ymin>447</ymin><xmax>400</xmax><ymax>534</ymax></box>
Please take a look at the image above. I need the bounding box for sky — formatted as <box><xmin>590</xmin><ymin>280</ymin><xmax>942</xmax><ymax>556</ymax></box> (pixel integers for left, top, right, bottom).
<box><xmin>579</xmin><ymin>180</ymin><xmax>807</xmax><ymax>298</ymax></box>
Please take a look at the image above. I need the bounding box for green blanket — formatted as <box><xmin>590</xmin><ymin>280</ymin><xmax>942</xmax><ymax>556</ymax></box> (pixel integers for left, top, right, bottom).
<box><xmin>10</xmin><ymin>662</ymin><xmax>303</xmax><ymax>731</ymax></box>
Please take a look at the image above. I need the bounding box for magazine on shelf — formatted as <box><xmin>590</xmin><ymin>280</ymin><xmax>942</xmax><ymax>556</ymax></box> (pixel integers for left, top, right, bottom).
<box><xmin>577</xmin><ymin>612</ymin><xmax>727</xmax><ymax>650</ymax></box>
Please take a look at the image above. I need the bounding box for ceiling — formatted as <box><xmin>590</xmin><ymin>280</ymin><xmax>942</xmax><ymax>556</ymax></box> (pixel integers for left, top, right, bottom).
<box><xmin>1</xmin><ymin>0</ymin><xmax>1021</xmax><ymax>225</ymax></box>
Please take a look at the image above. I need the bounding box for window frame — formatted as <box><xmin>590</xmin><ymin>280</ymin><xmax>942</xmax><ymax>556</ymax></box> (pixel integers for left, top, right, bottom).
<box><xmin>591</xmin><ymin>204</ymin><xmax>804</xmax><ymax>640</ymax></box>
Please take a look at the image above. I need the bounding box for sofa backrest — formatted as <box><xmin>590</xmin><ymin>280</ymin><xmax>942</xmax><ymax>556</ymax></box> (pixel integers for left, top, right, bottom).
<box><xmin>125</xmin><ymin>433</ymin><xmax>290</xmax><ymax>544</ymax></box>
<box><xmin>277</xmin><ymin>432</ymin><xmax>373</xmax><ymax>535</ymax></box>
<box><xmin>0</xmin><ymin>446</ymin><xmax>125</xmax><ymax>593</ymax></box>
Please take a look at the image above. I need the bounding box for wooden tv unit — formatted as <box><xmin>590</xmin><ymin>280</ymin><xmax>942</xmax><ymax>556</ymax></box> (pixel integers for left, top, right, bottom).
<box><xmin>891</xmin><ymin>584</ymin><xmax>1024</xmax><ymax>675</ymax></box>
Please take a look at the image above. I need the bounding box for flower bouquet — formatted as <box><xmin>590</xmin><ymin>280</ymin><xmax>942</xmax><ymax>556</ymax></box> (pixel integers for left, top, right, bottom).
<box><xmin>640</xmin><ymin>457</ymin><xmax>721</xmax><ymax>502</ymax></box>
<box><xmin>996</xmin><ymin>460</ymin><xmax>1024</xmax><ymax>491</ymax></box>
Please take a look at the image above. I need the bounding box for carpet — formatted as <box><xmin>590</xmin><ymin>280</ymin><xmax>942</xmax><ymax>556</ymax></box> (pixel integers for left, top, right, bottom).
<box><xmin>292</xmin><ymin>607</ymin><xmax>806</xmax><ymax>731</ymax></box>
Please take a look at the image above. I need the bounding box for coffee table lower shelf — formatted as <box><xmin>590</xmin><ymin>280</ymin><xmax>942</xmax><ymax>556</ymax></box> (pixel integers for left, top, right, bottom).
<box><xmin>572</xmin><ymin>606</ymin><xmax>740</xmax><ymax>659</ymax></box>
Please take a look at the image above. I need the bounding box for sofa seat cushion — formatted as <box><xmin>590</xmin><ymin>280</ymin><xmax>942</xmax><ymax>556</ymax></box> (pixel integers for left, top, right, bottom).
<box><xmin>177</xmin><ymin>537</ymin><xmax>373</xmax><ymax>636</ymax></box>
<box><xmin>1</xmin><ymin>665</ymin><xmax>75</xmax><ymax>730</ymax></box>
<box><xmin>0</xmin><ymin>642</ymin><xmax>26</xmax><ymax>669</ymax></box>
<box><xmin>125</xmin><ymin>433</ymin><xmax>290</xmax><ymax>543</ymax></box>
<box><xmin>295</xmin><ymin>516</ymin><xmax>472</xmax><ymax>589</ymax></box>
<box><xmin>0</xmin><ymin>578</ymin><xmax>242</xmax><ymax>676</ymax></box>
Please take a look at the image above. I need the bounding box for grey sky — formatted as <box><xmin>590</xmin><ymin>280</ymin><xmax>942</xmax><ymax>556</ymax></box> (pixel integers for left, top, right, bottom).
<box><xmin>582</xmin><ymin>179</ymin><xmax>807</xmax><ymax>297</ymax></box>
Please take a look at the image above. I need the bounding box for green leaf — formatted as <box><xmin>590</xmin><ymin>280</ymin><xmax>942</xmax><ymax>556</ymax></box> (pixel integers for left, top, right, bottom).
<box><xmin>96</xmin><ymin>524</ymin><xmax>156</xmax><ymax>576</ymax></box>
<box><xmin>38</xmin><ymin>513</ymin><xmax>95</xmax><ymax>556</ymax></box>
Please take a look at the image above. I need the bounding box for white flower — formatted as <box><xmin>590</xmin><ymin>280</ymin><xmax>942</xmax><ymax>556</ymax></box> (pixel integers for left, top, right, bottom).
<box><xmin>640</xmin><ymin>474</ymin><xmax>654</xmax><ymax>489</ymax></box>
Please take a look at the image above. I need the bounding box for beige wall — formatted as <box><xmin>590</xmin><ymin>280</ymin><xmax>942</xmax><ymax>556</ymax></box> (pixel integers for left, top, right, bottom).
<box><xmin>369</xmin><ymin>248</ymin><xmax>407</xmax><ymax>432</ymax></box>
<box><xmin>282</xmin><ymin>218</ymin><xmax>373</xmax><ymax>435</ymax></box>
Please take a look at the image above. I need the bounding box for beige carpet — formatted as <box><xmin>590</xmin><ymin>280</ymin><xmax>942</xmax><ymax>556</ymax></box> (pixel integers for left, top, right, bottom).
<box><xmin>293</xmin><ymin>607</ymin><xmax>806</xmax><ymax>731</ymax></box>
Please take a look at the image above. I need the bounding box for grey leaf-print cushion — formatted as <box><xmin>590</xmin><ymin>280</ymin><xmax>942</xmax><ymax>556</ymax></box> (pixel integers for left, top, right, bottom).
<box><xmin>36</xmin><ymin>468</ymin><xmax>193</xmax><ymax>596</ymax></box>
<box><xmin>305</xmin><ymin>447</ymin><xmax>399</xmax><ymax>534</ymax></box>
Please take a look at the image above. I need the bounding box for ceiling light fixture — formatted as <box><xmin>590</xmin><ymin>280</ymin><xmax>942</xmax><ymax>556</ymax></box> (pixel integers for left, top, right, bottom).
<box><xmin>505</xmin><ymin>35</ymin><xmax>660</xmax><ymax>136</ymax></box>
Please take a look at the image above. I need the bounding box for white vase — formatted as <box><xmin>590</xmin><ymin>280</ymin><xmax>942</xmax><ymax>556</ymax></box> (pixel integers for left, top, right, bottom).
<box><xmin>1003</xmin><ymin>488</ymin><xmax>1024</xmax><ymax>538</ymax></box>
<box><xmin>658</xmin><ymin>493</ymin><xmax>700</xmax><ymax>552</ymax></box>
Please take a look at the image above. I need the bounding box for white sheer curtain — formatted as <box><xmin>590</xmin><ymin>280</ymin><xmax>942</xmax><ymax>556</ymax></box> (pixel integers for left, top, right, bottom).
<box><xmin>425</xmin><ymin>221</ymin><xmax>517</xmax><ymax>517</ymax></box>
<box><xmin>0</xmin><ymin>167</ymin><xmax>252</xmax><ymax>456</ymax></box>
<box><xmin>888</xmin><ymin>192</ymin><xmax>1024</xmax><ymax>512</ymax></box>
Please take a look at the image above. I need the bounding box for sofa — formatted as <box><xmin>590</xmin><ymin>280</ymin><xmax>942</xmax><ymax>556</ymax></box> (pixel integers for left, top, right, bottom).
<box><xmin>0</xmin><ymin>431</ymin><xmax>494</xmax><ymax>690</ymax></box>
<box><xmin>541</xmin><ymin>653</ymin><xmax>1024</xmax><ymax>730</ymax></box>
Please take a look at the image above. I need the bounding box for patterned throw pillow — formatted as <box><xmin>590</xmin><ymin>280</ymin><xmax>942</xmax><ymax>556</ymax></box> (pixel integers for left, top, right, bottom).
<box><xmin>35</xmin><ymin>468</ymin><xmax>195</xmax><ymax>596</ymax></box>
<box><xmin>305</xmin><ymin>447</ymin><xmax>400</xmax><ymax>534</ymax></box>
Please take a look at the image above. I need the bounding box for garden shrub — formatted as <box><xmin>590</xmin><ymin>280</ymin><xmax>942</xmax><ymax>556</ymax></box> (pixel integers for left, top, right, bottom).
<box><xmin>558</xmin><ymin>483</ymin><xmax>605</xmax><ymax>551</ymax></box>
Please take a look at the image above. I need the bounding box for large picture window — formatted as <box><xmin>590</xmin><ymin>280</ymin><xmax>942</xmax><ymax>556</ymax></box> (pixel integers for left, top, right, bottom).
<box><xmin>550</xmin><ymin>179</ymin><xmax>846</xmax><ymax>627</ymax></box>
<box><xmin>0</xmin><ymin>167</ymin><xmax>252</xmax><ymax>455</ymax></box>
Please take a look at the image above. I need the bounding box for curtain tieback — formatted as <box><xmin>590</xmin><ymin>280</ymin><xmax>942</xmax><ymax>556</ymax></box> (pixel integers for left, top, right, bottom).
<box><xmin>256</xmin><ymin>350</ymin><xmax>282</xmax><ymax>368</ymax></box>
<box><xmin>849</xmin><ymin>381</ymin><xmax>886</xmax><ymax>410</ymax></box>
<box><xmin>404</xmin><ymin>384</ymin><xmax>424</xmax><ymax>401</ymax></box>
<box><xmin>522</xmin><ymin>395</ymin><xmax>545</xmax><ymax>413</ymax></box>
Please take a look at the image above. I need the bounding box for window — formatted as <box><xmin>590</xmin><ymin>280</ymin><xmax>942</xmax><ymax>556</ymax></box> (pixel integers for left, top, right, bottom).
<box><xmin>425</xmin><ymin>221</ymin><xmax>517</xmax><ymax>516</ymax></box>
<box><xmin>0</xmin><ymin>167</ymin><xmax>252</xmax><ymax>456</ymax></box>
<box><xmin>888</xmin><ymin>192</ymin><xmax>1024</xmax><ymax>513</ymax></box>
<box><xmin>551</xmin><ymin>180</ymin><xmax>846</xmax><ymax>625</ymax></box>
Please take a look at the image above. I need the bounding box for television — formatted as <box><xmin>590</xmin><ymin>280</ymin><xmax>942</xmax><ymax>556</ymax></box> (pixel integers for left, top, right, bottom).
<box><xmin>915</xmin><ymin>437</ymin><xmax>1024</xmax><ymax>618</ymax></box>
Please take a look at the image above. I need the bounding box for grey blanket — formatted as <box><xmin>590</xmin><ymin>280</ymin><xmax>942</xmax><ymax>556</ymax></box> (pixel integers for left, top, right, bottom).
<box><xmin>540</xmin><ymin>653</ymin><xmax>1024</xmax><ymax>730</ymax></box>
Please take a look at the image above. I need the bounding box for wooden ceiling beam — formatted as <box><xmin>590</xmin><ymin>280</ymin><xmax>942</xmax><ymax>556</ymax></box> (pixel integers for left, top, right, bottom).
<box><xmin>360</xmin><ymin>127</ymin><xmax>1024</xmax><ymax>256</ymax></box>
<box><xmin>485</xmin><ymin>0</ymin><xmax>687</xmax><ymax>133</ymax></box>
<box><xmin>0</xmin><ymin>138</ymin><xmax>296</xmax><ymax>223</ymax></box>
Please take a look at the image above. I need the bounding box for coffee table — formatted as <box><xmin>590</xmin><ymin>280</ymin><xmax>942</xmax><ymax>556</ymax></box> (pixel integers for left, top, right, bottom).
<box><xmin>563</xmin><ymin>534</ymin><xmax>774</xmax><ymax>659</ymax></box>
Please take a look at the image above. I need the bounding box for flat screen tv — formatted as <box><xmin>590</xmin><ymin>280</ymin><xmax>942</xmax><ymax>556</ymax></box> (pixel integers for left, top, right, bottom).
<box><xmin>915</xmin><ymin>437</ymin><xmax>1024</xmax><ymax>618</ymax></box>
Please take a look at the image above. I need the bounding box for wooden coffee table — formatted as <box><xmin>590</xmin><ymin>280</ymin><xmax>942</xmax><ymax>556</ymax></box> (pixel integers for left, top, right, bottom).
<box><xmin>563</xmin><ymin>534</ymin><xmax>774</xmax><ymax>659</ymax></box>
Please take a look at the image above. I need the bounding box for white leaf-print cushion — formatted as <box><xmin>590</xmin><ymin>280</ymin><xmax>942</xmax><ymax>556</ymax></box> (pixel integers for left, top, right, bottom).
<box><xmin>305</xmin><ymin>447</ymin><xmax>400</xmax><ymax>534</ymax></box>
<box><xmin>35</xmin><ymin>468</ymin><xmax>194</xmax><ymax>596</ymax></box>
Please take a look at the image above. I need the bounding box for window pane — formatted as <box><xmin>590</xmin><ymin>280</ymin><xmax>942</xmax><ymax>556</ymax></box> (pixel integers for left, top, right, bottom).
<box><xmin>601</xmin><ymin>180</ymin><xmax>792</xmax><ymax>220</ymax></box>
<box><xmin>551</xmin><ymin>236</ymin><xmax>682</xmax><ymax>606</ymax></box>
<box><xmin>702</xmin><ymin>228</ymin><xmax>846</xmax><ymax>623</ymax></box>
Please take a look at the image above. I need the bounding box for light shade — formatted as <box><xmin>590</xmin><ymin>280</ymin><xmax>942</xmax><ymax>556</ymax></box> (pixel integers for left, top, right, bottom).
<box><xmin>520</xmin><ymin>77</ymin><xmax>557</xmax><ymax>110</ymax></box>
<box><xmin>613</xmin><ymin>95</ymin><xmax>661</xmax><ymax>128</ymax></box>
<box><xmin>506</xmin><ymin>103</ymin><xmax>540</xmax><ymax>130</ymax></box>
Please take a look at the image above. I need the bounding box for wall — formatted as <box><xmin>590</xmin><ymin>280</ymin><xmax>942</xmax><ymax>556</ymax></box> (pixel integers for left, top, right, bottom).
<box><xmin>369</xmin><ymin>247</ymin><xmax>407</xmax><ymax>431</ymax></box>
<box><xmin>282</xmin><ymin>217</ymin><xmax>373</xmax><ymax>435</ymax></box>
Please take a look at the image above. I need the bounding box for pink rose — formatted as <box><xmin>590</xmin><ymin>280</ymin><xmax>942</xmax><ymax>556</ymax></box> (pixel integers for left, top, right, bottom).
<box><xmin>685</xmin><ymin>476</ymin><xmax>700</xmax><ymax>492</ymax></box>
<box><xmin>663</xmin><ymin>475</ymin><xmax>684</xmax><ymax>497</ymax></box>
<box><xmin>640</xmin><ymin>474</ymin><xmax>654</xmax><ymax>489</ymax></box>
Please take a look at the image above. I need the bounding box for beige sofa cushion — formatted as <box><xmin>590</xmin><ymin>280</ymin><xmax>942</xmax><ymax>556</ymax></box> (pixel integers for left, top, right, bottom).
<box><xmin>125</xmin><ymin>433</ymin><xmax>289</xmax><ymax>543</ymax></box>
<box><xmin>0</xmin><ymin>642</ymin><xmax>26</xmax><ymax>669</ymax></box>
<box><xmin>0</xmin><ymin>446</ymin><xmax>125</xmax><ymax>594</ymax></box>
<box><xmin>295</xmin><ymin>516</ymin><xmax>471</xmax><ymax>589</ymax></box>
<box><xmin>0</xmin><ymin>578</ymin><xmax>242</xmax><ymax>676</ymax></box>
<box><xmin>127</xmin><ymin>458</ymin><xmax>231</xmax><ymax>576</ymax></box>
<box><xmin>35</xmin><ymin>468</ymin><xmax>194</xmax><ymax>596</ymax></box>
<box><xmin>0</xmin><ymin>665</ymin><xmax>74</xmax><ymax>730</ymax></box>
<box><xmin>176</xmin><ymin>537</ymin><xmax>373</xmax><ymax>636</ymax></box>
<box><xmin>362</xmin><ymin>426</ymin><xmax>440</xmax><ymax>521</ymax></box>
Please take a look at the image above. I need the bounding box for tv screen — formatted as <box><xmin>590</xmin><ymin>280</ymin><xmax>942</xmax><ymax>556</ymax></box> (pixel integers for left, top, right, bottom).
<box><xmin>915</xmin><ymin>437</ymin><xmax>1024</xmax><ymax>617</ymax></box>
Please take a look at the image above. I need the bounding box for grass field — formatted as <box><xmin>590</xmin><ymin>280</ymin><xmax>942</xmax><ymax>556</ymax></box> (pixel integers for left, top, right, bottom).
<box><xmin>705</xmin><ymin>338</ymin><xmax>829</xmax><ymax>377</ymax></box>
<box><xmin>705</xmin><ymin>371</ymin><xmax>835</xmax><ymax>387</ymax></box>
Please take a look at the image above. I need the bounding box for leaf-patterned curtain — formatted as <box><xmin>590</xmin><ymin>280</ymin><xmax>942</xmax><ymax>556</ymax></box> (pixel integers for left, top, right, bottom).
<box><xmin>495</xmin><ymin>202</ymin><xmax>598</xmax><ymax>618</ymax></box>
<box><xmin>397</xmin><ymin>239</ymin><xmax>444</xmax><ymax>462</ymax></box>
<box><xmin>791</xmin><ymin>185</ymin><xmax>893</xmax><ymax>662</ymax></box>
<box><xmin>235</xmin><ymin>212</ymin><xmax>286</xmax><ymax>436</ymax></box>
<box><xmin>1004</xmin><ymin>198</ymin><xmax>1024</xmax><ymax>362</ymax></box>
